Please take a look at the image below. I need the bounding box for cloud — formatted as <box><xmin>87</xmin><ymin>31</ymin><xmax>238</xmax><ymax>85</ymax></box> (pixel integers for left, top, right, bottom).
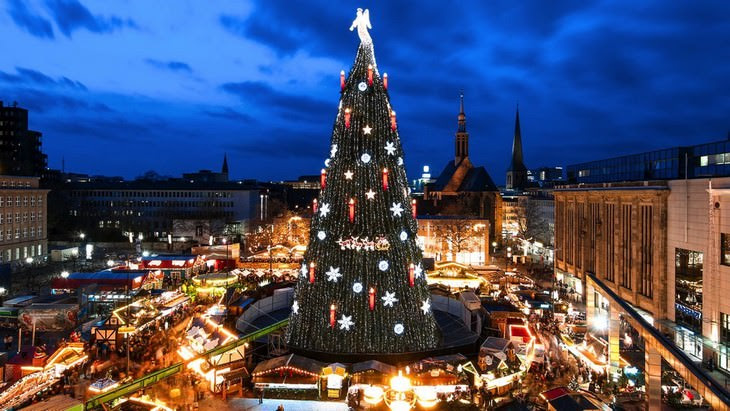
<box><xmin>44</xmin><ymin>0</ymin><xmax>138</xmax><ymax>37</ymax></box>
<box><xmin>0</xmin><ymin>87</ymin><xmax>110</xmax><ymax>114</ymax></box>
<box><xmin>6</xmin><ymin>0</ymin><xmax>54</xmax><ymax>39</ymax></box>
<box><xmin>0</xmin><ymin>67</ymin><xmax>87</xmax><ymax>91</ymax></box>
<box><xmin>144</xmin><ymin>59</ymin><xmax>193</xmax><ymax>73</ymax></box>
<box><xmin>202</xmin><ymin>107</ymin><xmax>255</xmax><ymax>123</ymax></box>
<box><xmin>220</xmin><ymin>80</ymin><xmax>331</xmax><ymax>123</ymax></box>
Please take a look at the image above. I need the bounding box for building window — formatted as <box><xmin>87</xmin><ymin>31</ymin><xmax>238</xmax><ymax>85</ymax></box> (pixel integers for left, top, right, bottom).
<box><xmin>639</xmin><ymin>205</ymin><xmax>653</xmax><ymax>298</ymax></box>
<box><xmin>620</xmin><ymin>204</ymin><xmax>632</xmax><ymax>289</ymax></box>
<box><xmin>675</xmin><ymin>248</ymin><xmax>703</xmax><ymax>334</ymax></box>
<box><xmin>722</xmin><ymin>313</ymin><xmax>730</xmax><ymax>345</ymax></box>
<box><xmin>722</xmin><ymin>233</ymin><xmax>730</xmax><ymax>266</ymax></box>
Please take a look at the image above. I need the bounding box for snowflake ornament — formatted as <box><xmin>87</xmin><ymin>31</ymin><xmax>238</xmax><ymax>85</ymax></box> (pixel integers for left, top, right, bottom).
<box><xmin>317</xmin><ymin>231</ymin><xmax>326</xmax><ymax>240</ymax></box>
<box><xmin>398</xmin><ymin>157</ymin><xmax>404</xmax><ymax>166</ymax></box>
<box><xmin>420</xmin><ymin>299</ymin><xmax>431</xmax><ymax>314</ymax></box>
<box><xmin>384</xmin><ymin>141</ymin><xmax>396</xmax><ymax>155</ymax></box>
<box><xmin>365</xmin><ymin>189</ymin><xmax>376</xmax><ymax>200</ymax></box>
<box><xmin>292</xmin><ymin>300</ymin><xmax>299</xmax><ymax>314</ymax></box>
<box><xmin>324</xmin><ymin>158</ymin><xmax>331</xmax><ymax>167</ymax></box>
<box><xmin>361</xmin><ymin>153</ymin><xmax>371</xmax><ymax>164</ymax></box>
<box><xmin>353</xmin><ymin>282</ymin><xmax>363</xmax><ymax>293</ymax></box>
<box><xmin>394</xmin><ymin>323</ymin><xmax>404</xmax><ymax>335</ymax></box>
<box><xmin>390</xmin><ymin>202</ymin><xmax>404</xmax><ymax>217</ymax></box>
<box><xmin>414</xmin><ymin>264</ymin><xmax>423</xmax><ymax>278</ymax></box>
<box><xmin>379</xmin><ymin>260</ymin><xmax>389</xmax><ymax>271</ymax></box>
<box><xmin>326</xmin><ymin>266</ymin><xmax>342</xmax><ymax>282</ymax></box>
<box><xmin>319</xmin><ymin>203</ymin><xmax>331</xmax><ymax>217</ymax></box>
<box><xmin>399</xmin><ymin>231</ymin><xmax>408</xmax><ymax>241</ymax></box>
<box><xmin>382</xmin><ymin>291</ymin><xmax>398</xmax><ymax>307</ymax></box>
<box><xmin>300</xmin><ymin>264</ymin><xmax>308</xmax><ymax>278</ymax></box>
<box><xmin>338</xmin><ymin>314</ymin><xmax>354</xmax><ymax>331</ymax></box>
<box><xmin>330</xmin><ymin>144</ymin><xmax>338</xmax><ymax>158</ymax></box>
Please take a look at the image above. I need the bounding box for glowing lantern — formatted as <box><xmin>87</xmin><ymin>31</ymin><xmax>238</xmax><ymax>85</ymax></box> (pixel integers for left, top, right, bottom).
<box><xmin>382</xmin><ymin>168</ymin><xmax>389</xmax><ymax>191</ymax></box>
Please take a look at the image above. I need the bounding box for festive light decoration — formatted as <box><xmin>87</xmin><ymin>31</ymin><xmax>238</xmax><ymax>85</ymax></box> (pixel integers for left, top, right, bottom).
<box><xmin>384</xmin><ymin>141</ymin><xmax>396</xmax><ymax>155</ymax></box>
<box><xmin>367</xmin><ymin>64</ymin><xmax>374</xmax><ymax>85</ymax></box>
<box><xmin>383</xmin><ymin>72</ymin><xmax>388</xmax><ymax>89</ymax></box>
<box><xmin>337</xmin><ymin>236</ymin><xmax>390</xmax><ymax>251</ymax></box>
<box><xmin>309</xmin><ymin>262</ymin><xmax>316</xmax><ymax>284</ymax></box>
<box><xmin>330</xmin><ymin>304</ymin><xmax>336</xmax><ymax>328</ymax></box>
<box><xmin>382</xmin><ymin>291</ymin><xmax>398</xmax><ymax>307</ymax></box>
<box><xmin>321</xmin><ymin>169</ymin><xmax>327</xmax><ymax>189</ymax></box>
<box><xmin>420</xmin><ymin>299</ymin><xmax>431</xmax><ymax>314</ymax></box>
<box><xmin>408</xmin><ymin>263</ymin><xmax>415</xmax><ymax>287</ymax></box>
<box><xmin>411</xmin><ymin>199</ymin><xmax>417</xmax><ymax>218</ymax></box>
<box><xmin>349</xmin><ymin>198</ymin><xmax>355</xmax><ymax>222</ymax></box>
<box><xmin>317</xmin><ymin>231</ymin><xmax>326</xmax><ymax>240</ymax></box>
<box><xmin>292</xmin><ymin>300</ymin><xmax>299</xmax><ymax>314</ymax></box>
<box><xmin>286</xmin><ymin>9</ymin><xmax>439</xmax><ymax>354</ymax></box>
<box><xmin>394</xmin><ymin>323</ymin><xmax>404</xmax><ymax>335</ymax></box>
<box><xmin>319</xmin><ymin>203</ymin><xmax>330</xmax><ymax>217</ymax></box>
<box><xmin>382</xmin><ymin>168</ymin><xmax>389</xmax><ymax>190</ymax></box>
<box><xmin>326</xmin><ymin>266</ymin><xmax>342</xmax><ymax>282</ymax></box>
<box><xmin>338</xmin><ymin>314</ymin><xmax>354</xmax><ymax>330</ymax></box>
<box><xmin>340</xmin><ymin>70</ymin><xmax>346</xmax><ymax>91</ymax></box>
<box><xmin>312</xmin><ymin>198</ymin><xmax>318</xmax><ymax>213</ymax></box>
<box><xmin>414</xmin><ymin>264</ymin><xmax>423</xmax><ymax>278</ymax></box>
<box><xmin>300</xmin><ymin>264</ymin><xmax>307</xmax><ymax>278</ymax></box>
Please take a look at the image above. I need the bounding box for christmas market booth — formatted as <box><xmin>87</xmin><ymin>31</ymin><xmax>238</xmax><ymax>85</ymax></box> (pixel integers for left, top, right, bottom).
<box><xmin>177</xmin><ymin>304</ymin><xmax>246</xmax><ymax>393</ymax></box>
<box><xmin>350</xmin><ymin>360</ymin><xmax>396</xmax><ymax>386</ymax></box>
<box><xmin>426</xmin><ymin>261</ymin><xmax>487</xmax><ymax>291</ymax></box>
<box><xmin>191</xmin><ymin>271</ymin><xmax>240</xmax><ymax>296</ymax></box>
<box><xmin>476</xmin><ymin>338</ymin><xmax>526</xmax><ymax>395</ymax></box>
<box><xmin>140</xmin><ymin>254</ymin><xmax>206</xmax><ymax>281</ymax></box>
<box><xmin>251</xmin><ymin>354</ymin><xmax>325</xmax><ymax>399</ymax></box>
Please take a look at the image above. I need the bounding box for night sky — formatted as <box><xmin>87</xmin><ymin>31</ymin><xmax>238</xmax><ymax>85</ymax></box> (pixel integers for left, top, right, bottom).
<box><xmin>2</xmin><ymin>1</ymin><xmax>729</xmax><ymax>183</ymax></box>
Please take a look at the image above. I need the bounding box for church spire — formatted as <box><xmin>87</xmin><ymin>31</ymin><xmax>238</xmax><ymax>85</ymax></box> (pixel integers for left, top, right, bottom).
<box><xmin>221</xmin><ymin>153</ymin><xmax>229</xmax><ymax>175</ymax></box>
<box><xmin>506</xmin><ymin>105</ymin><xmax>528</xmax><ymax>190</ymax></box>
<box><xmin>455</xmin><ymin>91</ymin><xmax>469</xmax><ymax>164</ymax></box>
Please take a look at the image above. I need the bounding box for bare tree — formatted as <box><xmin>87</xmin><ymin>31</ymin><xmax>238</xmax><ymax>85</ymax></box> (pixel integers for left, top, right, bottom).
<box><xmin>515</xmin><ymin>197</ymin><xmax>550</xmax><ymax>244</ymax></box>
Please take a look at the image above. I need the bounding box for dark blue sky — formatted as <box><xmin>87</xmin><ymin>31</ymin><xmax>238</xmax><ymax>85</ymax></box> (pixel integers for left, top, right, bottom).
<box><xmin>2</xmin><ymin>1</ymin><xmax>729</xmax><ymax>183</ymax></box>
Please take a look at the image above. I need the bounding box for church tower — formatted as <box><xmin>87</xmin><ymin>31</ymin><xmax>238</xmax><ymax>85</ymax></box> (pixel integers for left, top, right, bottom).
<box><xmin>221</xmin><ymin>153</ymin><xmax>229</xmax><ymax>180</ymax></box>
<box><xmin>455</xmin><ymin>92</ymin><xmax>469</xmax><ymax>164</ymax></box>
<box><xmin>506</xmin><ymin>106</ymin><xmax>528</xmax><ymax>191</ymax></box>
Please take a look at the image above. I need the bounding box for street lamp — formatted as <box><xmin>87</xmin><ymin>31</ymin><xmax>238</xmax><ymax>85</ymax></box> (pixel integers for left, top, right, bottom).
<box><xmin>506</xmin><ymin>247</ymin><xmax>512</xmax><ymax>269</ymax></box>
<box><xmin>25</xmin><ymin>257</ymin><xmax>33</xmax><ymax>264</ymax></box>
<box><xmin>222</xmin><ymin>238</ymin><xmax>229</xmax><ymax>269</ymax></box>
<box><xmin>79</xmin><ymin>233</ymin><xmax>85</xmax><ymax>240</ymax></box>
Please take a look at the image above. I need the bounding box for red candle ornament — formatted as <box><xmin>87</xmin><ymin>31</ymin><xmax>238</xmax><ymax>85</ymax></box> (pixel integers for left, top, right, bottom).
<box><xmin>345</xmin><ymin>108</ymin><xmax>351</xmax><ymax>128</ymax></box>
<box><xmin>312</xmin><ymin>198</ymin><xmax>318</xmax><ymax>213</ymax></box>
<box><xmin>367</xmin><ymin>64</ymin><xmax>373</xmax><ymax>85</ymax></box>
<box><xmin>390</xmin><ymin>110</ymin><xmax>397</xmax><ymax>130</ymax></box>
<box><xmin>369</xmin><ymin>287</ymin><xmax>376</xmax><ymax>311</ymax></box>
<box><xmin>309</xmin><ymin>262</ymin><xmax>316</xmax><ymax>283</ymax></box>
<box><xmin>349</xmin><ymin>198</ymin><xmax>355</xmax><ymax>223</ymax></box>
<box><xmin>383</xmin><ymin>73</ymin><xmax>388</xmax><ymax>90</ymax></box>
<box><xmin>382</xmin><ymin>168</ymin><xmax>389</xmax><ymax>191</ymax></box>
<box><xmin>330</xmin><ymin>304</ymin><xmax>336</xmax><ymax>328</ymax></box>
<box><xmin>320</xmin><ymin>169</ymin><xmax>327</xmax><ymax>189</ymax></box>
<box><xmin>340</xmin><ymin>70</ymin><xmax>345</xmax><ymax>91</ymax></box>
<box><xmin>411</xmin><ymin>199</ymin><xmax>417</xmax><ymax>218</ymax></box>
<box><xmin>409</xmin><ymin>263</ymin><xmax>415</xmax><ymax>287</ymax></box>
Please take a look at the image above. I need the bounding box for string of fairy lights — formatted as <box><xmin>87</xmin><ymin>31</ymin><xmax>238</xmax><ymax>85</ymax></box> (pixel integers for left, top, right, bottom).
<box><xmin>286</xmin><ymin>39</ymin><xmax>440</xmax><ymax>354</ymax></box>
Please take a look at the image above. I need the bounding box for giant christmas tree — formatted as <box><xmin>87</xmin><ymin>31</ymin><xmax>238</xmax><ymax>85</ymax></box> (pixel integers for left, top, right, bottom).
<box><xmin>286</xmin><ymin>9</ymin><xmax>440</xmax><ymax>354</ymax></box>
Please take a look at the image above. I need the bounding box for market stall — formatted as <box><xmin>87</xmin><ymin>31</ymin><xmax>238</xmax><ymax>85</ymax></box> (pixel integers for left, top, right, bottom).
<box><xmin>251</xmin><ymin>354</ymin><xmax>324</xmax><ymax>393</ymax></box>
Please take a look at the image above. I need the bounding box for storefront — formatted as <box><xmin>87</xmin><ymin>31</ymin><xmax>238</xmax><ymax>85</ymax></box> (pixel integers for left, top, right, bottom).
<box><xmin>554</xmin><ymin>269</ymin><xmax>583</xmax><ymax>302</ymax></box>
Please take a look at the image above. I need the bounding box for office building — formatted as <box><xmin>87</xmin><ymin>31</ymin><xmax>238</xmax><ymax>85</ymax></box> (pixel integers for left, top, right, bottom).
<box><xmin>0</xmin><ymin>102</ymin><xmax>47</xmax><ymax>177</ymax></box>
<box><xmin>0</xmin><ymin>175</ymin><xmax>48</xmax><ymax>266</ymax></box>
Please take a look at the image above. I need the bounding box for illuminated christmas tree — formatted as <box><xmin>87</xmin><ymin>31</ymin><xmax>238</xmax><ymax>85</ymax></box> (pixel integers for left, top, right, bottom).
<box><xmin>286</xmin><ymin>9</ymin><xmax>439</xmax><ymax>354</ymax></box>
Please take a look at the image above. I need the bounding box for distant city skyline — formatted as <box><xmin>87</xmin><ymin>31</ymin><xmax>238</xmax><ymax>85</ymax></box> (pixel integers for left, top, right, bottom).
<box><xmin>1</xmin><ymin>1</ymin><xmax>729</xmax><ymax>182</ymax></box>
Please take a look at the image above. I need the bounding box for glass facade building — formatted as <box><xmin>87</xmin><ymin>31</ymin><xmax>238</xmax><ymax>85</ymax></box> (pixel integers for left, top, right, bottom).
<box><xmin>566</xmin><ymin>138</ymin><xmax>730</xmax><ymax>184</ymax></box>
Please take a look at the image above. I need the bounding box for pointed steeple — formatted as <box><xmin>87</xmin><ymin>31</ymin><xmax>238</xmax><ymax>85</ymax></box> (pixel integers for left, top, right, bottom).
<box><xmin>506</xmin><ymin>105</ymin><xmax>528</xmax><ymax>190</ymax></box>
<box><xmin>455</xmin><ymin>91</ymin><xmax>469</xmax><ymax>164</ymax></box>
<box><xmin>221</xmin><ymin>153</ymin><xmax>229</xmax><ymax>175</ymax></box>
